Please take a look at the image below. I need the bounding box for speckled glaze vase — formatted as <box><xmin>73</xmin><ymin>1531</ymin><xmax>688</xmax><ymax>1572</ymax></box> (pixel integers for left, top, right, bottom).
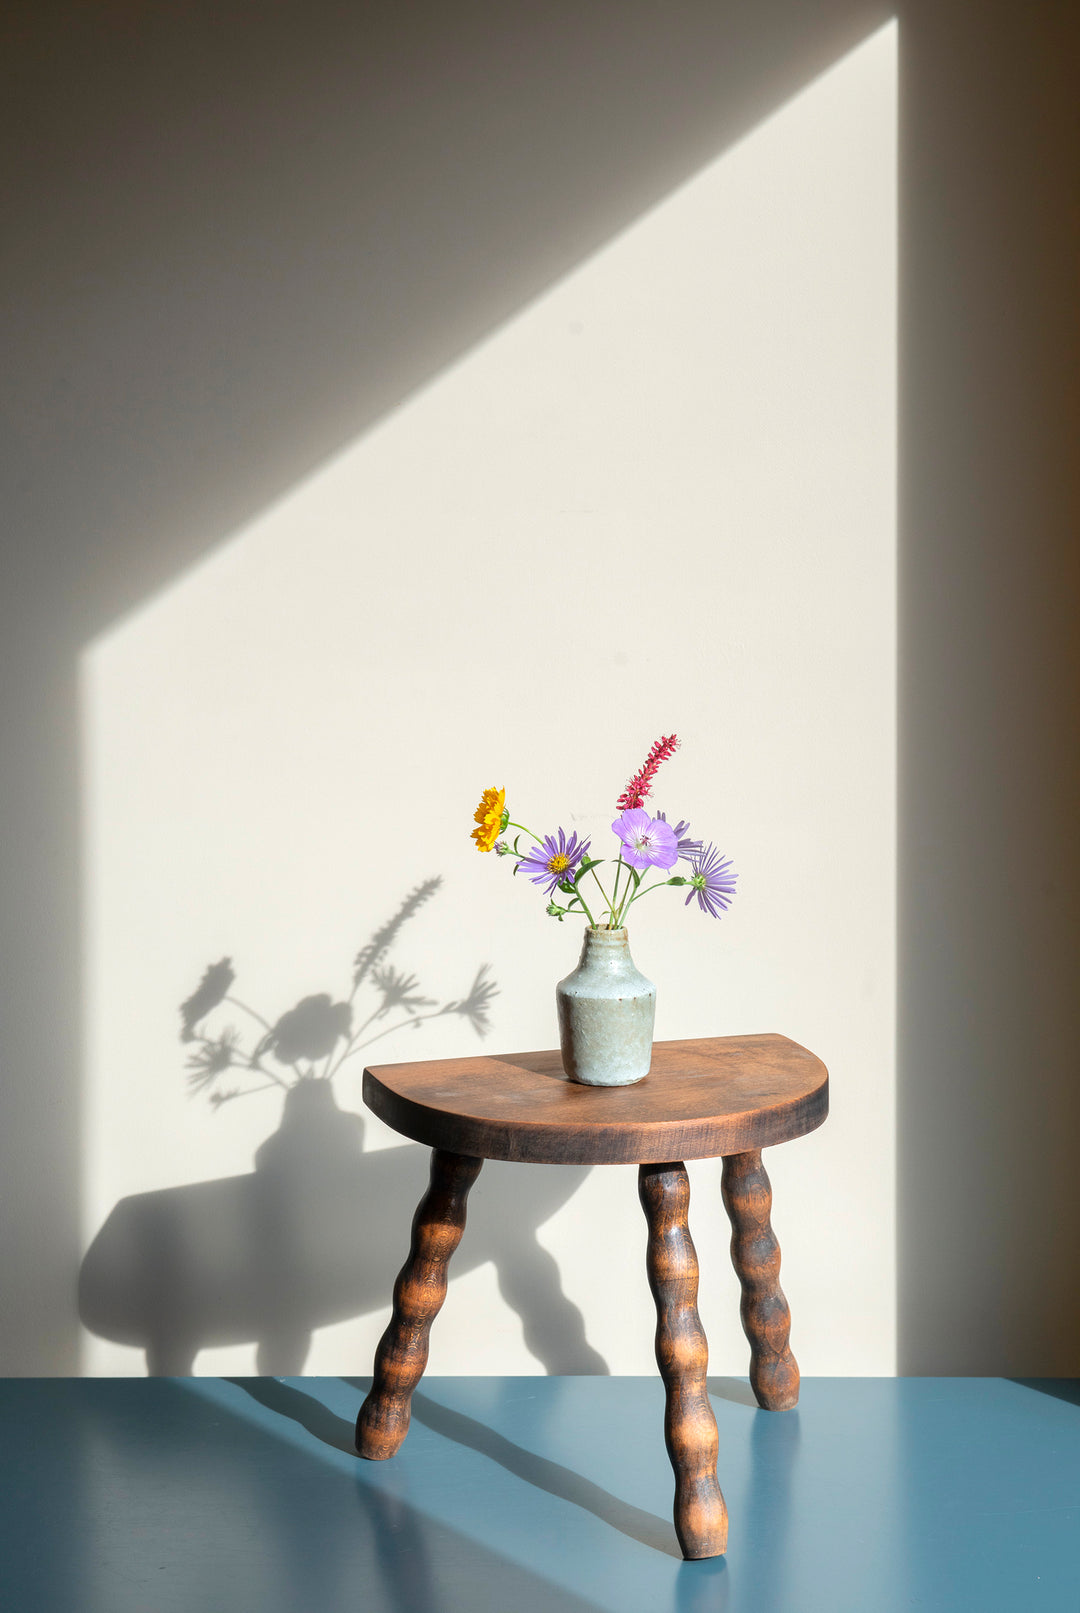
<box><xmin>556</xmin><ymin>927</ymin><xmax>655</xmax><ymax>1087</ymax></box>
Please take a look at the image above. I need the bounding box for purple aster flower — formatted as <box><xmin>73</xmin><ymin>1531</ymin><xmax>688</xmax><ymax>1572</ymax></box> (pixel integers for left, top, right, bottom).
<box><xmin>655</xmin><ymin>811</ymin><xmax>704</xmax><ymax>862</ymax></box>
<box><xmin>684</xmin><ymin>843</ymin><xmax>737</xmax><ymax>918</ymax></box>
<box><xmin>516</xmin><ymin>828</ymin><xmax>591</xmax><ymax>895</ymax></box>
<box><xmin>612</xmin><ymin>808</ymin><xmax>679</xmax><ymax>871</ymax></box>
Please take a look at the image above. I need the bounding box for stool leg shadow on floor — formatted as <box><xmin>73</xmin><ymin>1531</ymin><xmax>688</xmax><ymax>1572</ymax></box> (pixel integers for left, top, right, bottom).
<box><xmin>227</xmin><ymin>1376</ymin><xmax>359</xmax><ymax>1451</ymax></box>
<box><xmin>705</xmin><ymin>1377</ymin><xmax>760</xmax><ymax>1408</ymax></box>
<box><xmin>230</xmin><ymin>1376</ymin><xmax>680</xmax><ymax>1557</ymax></box>
<box><xmin>347</xmin><ymin>1378</ymin><xmax>682</xmax><ymax>1558</ymax></box>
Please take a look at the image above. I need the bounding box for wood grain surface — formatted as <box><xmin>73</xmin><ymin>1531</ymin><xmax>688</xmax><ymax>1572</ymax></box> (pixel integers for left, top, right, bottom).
<box><xmin>639</xmin><ymin>1161</ymin><xmax>728</xmax><ymax>1559</ymax></box>
<box><xmin>364</xmin><ymin>1034</ymin><xmax>828</xmax><ymax>1164</ymax></box>
<box><xmin>356</xmin><ymin>1149</ymin><xmax>482</xmax><ymax>1460</ymax></box>
<box><xmin>721</xmin><ymin>1149</ymin><xmax>800</xmax><ymax>1411</ymax></box>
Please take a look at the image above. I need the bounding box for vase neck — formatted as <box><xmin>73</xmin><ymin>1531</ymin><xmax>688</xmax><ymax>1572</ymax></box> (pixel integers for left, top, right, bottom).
<box><xmin>579</xmin><ymin>926</ymin><xmax>632</xmax><ymax>968</ymax></box>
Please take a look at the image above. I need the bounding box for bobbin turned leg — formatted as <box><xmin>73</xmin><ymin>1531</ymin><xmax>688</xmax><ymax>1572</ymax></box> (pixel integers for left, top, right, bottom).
<box><xmin>721</xmin><ymin>1148</ymin><xmax>799</xmax><ymax>1411</ymax></box>
<box><xmin>357</xmin><ymin>1149</ymin><xmax>482</xmax><ymax>1460</ymax></box>
<box><xmin>639</xmin><ymin>1162</ymin><xmax>727</xmax><ymax>1559</ymax></box>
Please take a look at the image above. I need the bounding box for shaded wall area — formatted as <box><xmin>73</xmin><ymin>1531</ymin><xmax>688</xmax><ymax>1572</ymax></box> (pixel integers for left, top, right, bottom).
<box><xmin>897</xmin><ymin>0</ymin><xmax>1080</xmax><ymax>1372</ymax></box>
<box><xmin>0</xmin><ymin>0</ymin><xmax>887</xmax><ymax>1373</ymax></box>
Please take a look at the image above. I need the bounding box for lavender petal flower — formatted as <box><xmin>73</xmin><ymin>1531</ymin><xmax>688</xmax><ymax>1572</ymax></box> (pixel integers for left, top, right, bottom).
<box><xmin>516</xmin><ymin>828</ymin><xmax>592</xmax><ymax>895</ymax></box>
<box><xmin>684</xmin><ymin>843</ymin><xmax>737</xmax><ymax>918</ymax></box>
<box><xmin>612</xmin><ymin>808</ymin><xmax>679</xmax><ymax>871</ymax></box>
<box><xmin>655</xmin><ymin>811</ymin><xmax>704</xmax><ymax>862</ymax></box>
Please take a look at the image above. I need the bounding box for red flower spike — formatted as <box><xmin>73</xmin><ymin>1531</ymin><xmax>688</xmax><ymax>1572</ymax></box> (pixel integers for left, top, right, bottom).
<box><xmin>616</xmin><ymin>734</ymin><xmax>680</xmax><ymax>812</ymax></box>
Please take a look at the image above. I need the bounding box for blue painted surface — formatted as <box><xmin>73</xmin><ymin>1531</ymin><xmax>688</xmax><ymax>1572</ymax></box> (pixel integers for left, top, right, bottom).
<box><xmin>0</xmin><ymin>1377</ymin><xmax>1077</xmax><ymax>1611</ymax></box>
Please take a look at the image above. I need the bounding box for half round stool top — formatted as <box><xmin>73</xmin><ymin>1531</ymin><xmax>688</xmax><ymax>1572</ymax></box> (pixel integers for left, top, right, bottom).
<box><xmin>363</xmin><ymin>1033</ymin><xmax>829</xmax><ymax>1165</ymax></box>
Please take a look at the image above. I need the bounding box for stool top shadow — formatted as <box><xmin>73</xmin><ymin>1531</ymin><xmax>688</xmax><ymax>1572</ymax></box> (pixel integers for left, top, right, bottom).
<box><xmin>363</xmin><ymin>1033</ymin><xmax>828</xmax><ymax>1164</ymax></box>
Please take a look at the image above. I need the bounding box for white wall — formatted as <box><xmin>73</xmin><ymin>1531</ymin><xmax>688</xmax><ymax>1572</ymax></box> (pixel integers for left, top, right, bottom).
<box><xmin>80</xmin><ymin>28</ymin><xmax>896</xmax><ymax>1376</ymax></box>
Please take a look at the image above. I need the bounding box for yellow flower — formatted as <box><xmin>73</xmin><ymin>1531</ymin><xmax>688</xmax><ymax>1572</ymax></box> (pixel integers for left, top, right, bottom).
<box><xmin>471</xmin><ymin>786</ymin><xmax>505</xmax><ymax>853</ymax></box>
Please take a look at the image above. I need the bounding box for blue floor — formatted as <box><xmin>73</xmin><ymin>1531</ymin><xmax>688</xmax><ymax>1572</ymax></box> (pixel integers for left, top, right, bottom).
<box><xmin>1</xmin><ymin>1376</ymin><xmax>1077</xmax><ymax>1612</ymax></box>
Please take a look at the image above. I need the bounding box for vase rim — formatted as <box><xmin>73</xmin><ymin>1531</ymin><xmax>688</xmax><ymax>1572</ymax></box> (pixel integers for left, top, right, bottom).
<box><xmin>585</xmin><ymin>925</ymin><xmax>628</xmax><ymax>940</ymax></box>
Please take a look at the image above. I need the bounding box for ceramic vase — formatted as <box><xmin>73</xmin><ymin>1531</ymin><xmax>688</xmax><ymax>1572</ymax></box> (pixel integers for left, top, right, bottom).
<box><xmin>556</xmin><ymin>926</ymin><xmax>655</xmax><ymax>1086</ymax></box>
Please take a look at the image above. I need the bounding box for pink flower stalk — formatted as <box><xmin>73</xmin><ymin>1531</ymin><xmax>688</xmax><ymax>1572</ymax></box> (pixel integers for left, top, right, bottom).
<box><xmin>615</xmin><ymin>733</ymin><xmax>680</xmax><ymax>812</ymax></box>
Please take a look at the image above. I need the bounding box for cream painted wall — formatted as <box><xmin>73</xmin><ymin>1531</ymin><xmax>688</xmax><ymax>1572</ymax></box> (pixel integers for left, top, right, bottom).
<box><xmin>79</xmin><ymin>27</ymin><xmax>896</xmax><ymax>1376</ymax></box>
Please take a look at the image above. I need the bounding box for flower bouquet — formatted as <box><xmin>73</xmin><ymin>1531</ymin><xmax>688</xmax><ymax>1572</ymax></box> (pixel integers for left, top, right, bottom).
<box><xmin>471</xmin><ymin>734</ymin><xmax>736</xmax><ymax>1086</ymax></box>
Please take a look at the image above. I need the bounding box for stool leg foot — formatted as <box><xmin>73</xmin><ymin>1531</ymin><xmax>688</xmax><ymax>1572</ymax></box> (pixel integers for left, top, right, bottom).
<box><xmin>722</xmin><ymin>1149</ymin><xmax>799</xmax><ymax>1411</ymax></box>
<box><xmin>639</xmin><ymin>1162</ymin><xmax>727</xmax><ymax>1559</ymax></box>
<box><xmin>356</xmin><ymin>1149</ymin><xmax>482</xmax><ymax>1460</ymax></box>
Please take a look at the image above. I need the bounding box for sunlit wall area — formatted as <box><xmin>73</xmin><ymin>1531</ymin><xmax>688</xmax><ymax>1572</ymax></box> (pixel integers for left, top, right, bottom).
<box><xmin>80</xmin><ymin>26</ymin><xmax>897</xmax><ymax>1376</ymax></box>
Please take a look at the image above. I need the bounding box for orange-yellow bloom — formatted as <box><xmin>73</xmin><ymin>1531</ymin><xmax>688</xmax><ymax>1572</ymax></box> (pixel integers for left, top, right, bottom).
<box><xmin>471</xmin><ymin>787</ymin><xmax>505</xmax><ymax>853</ymax></box>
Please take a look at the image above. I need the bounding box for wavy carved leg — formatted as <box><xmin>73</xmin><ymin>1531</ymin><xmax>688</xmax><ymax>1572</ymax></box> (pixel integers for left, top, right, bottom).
<box><xmin>639</xmin><ymin>1162</ymin><xmax>727</xmax><ymax>1559</ymax></box>
<box><xmin>721</xmin><ymin>1149</ymin><xmax>799</xmax><ymax>1411</ymax></box>
<box><xmin>356</xmin><ymin>1149</ymin><xmax>482</xmax><ymax>1460</ymax></box>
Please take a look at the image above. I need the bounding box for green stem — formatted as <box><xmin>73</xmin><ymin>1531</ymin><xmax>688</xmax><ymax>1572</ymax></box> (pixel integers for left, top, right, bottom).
<box><xmin>571</xmin><ymin>884</ymin><xmax>599</xmax><ymax>927</ymax></box>
<box><xmin>610</xmin><ymin>856</ymin><xmax>626</xmax><ymax>922</ymax></box>
<box><xmin>590</xmin><ymin>866</ymin><xmax>615</xmax><ymax>919</ymax></box>
<box><xmin>614</xmin><ymin>868</ymin><xmax>642</xmax><ymax>927</ymax></box>
<box><xmin>622</xmin><ymin>878</ymin><xmax>672</xmax><ymax>911</ymax></box>
<box><xmin>507</xmin><ymin>820</ymin><xmax>543</xmax><ymax>844</ymax></box>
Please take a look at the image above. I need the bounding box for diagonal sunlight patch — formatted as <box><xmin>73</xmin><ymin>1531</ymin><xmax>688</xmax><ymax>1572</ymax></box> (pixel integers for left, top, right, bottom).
<box><xmin>80</xmin><ymin>24</ymin><xmax>897</xmax><ymax>1378</ymax></box>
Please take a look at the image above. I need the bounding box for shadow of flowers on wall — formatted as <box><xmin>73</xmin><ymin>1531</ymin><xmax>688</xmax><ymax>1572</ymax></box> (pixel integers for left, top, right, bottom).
<box><xmin>80</xmin><ymin>879</ymin><xmax>607</xmax><ymax>1377</ymax></box>
<box><xmin>179</xmin><ymin>877</ymin><xmax>496</xmax><ymax>1109</ymax></box>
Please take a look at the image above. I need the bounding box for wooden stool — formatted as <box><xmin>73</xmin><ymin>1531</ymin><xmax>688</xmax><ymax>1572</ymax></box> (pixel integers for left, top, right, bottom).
<box><xmin>354</xmin><ymin>1033</ymin><xmax>828</xmax><ymax>1559</ymax></box>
